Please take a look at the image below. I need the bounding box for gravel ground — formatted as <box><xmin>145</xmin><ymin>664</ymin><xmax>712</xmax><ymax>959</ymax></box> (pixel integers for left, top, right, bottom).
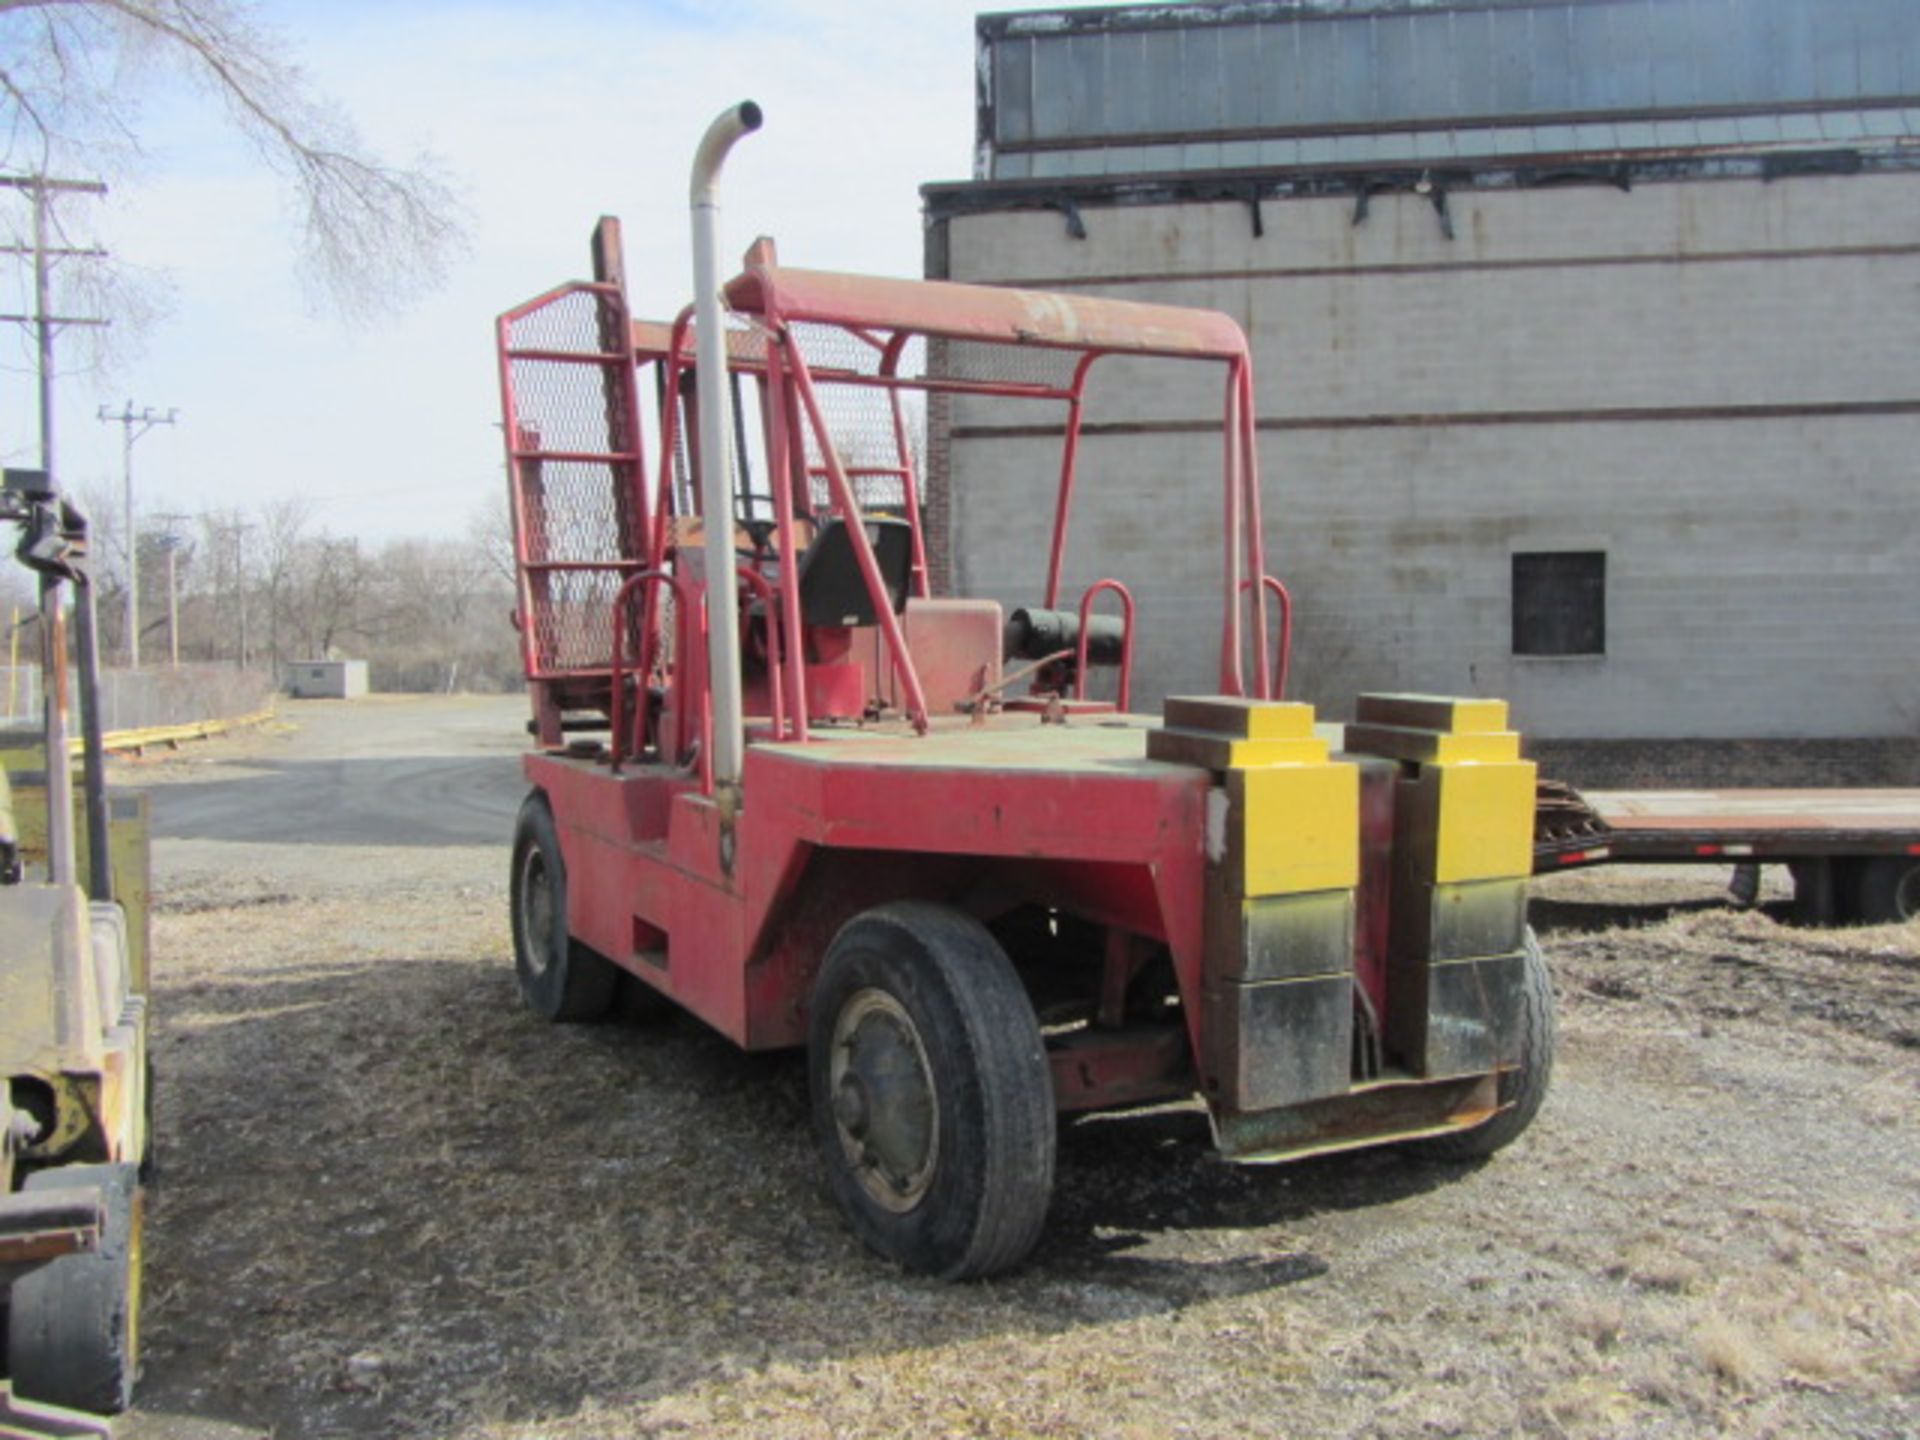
<box><xmin>111</xmin><ymin>698</ymin><xmax>1918</xmax><ymax>1440</ymax></box>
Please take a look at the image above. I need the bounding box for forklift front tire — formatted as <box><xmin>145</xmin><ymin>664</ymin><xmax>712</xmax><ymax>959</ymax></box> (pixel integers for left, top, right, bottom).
<box><xmin>6</xmin><ymin>1162</ymin><xmax>143</xmax><ymax>1415</ymax></box>
<box><xmin>809</xmin><ymin>902</ymin><xmax>1055</xmax><ymax>1280</ymax></box>
<box><xmin>510</xmin><ymin>792</ymin><xmax>619</xmax><ymax>1021</ymax></box>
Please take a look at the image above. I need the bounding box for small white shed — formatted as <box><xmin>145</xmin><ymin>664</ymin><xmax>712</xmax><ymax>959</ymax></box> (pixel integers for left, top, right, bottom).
<box><xmin>287</xmin><ymin>659</ymin><xmax>369</xmax><ymax>699</ymax></box>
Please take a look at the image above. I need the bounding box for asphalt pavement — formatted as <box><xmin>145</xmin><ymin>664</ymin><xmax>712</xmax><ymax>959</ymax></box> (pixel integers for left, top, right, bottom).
<box><xmin>129</xmin><ymin>693</ymin><xmax>532</xmax><ymax>899</ymax></box>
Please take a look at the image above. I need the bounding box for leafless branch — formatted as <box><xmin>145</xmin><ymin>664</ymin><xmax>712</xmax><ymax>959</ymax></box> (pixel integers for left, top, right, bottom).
<box><xmin>0</xmin><ymin>0</ymin><xmax>463</xmax><ymax>318</ymax></box>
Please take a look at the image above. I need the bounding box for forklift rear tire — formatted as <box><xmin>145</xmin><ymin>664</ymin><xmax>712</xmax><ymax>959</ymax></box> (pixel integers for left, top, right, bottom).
<box><xmin>1856</xmin><ymin>856</ymin><xmax>1919</xmax><ymax>925</ymax></box>
<box><xmin>1407</xmin><ymin>928</ymin><xmax>1556</xmax><ymax>1162</ymax></box>
<box><xmin>809</xmin><ymin>902</ymin><xmax>1055</xmax><ymax>1280</ymax></box>
<box><xmin>6</xmin><ymin>1162</ymin><xmax>143</xmax><ymax>1414</ymax></box>
<box><xmin>510</xmin><ymin>792</ymin><xmax>618</xmax><ymax>1021</ymax></box>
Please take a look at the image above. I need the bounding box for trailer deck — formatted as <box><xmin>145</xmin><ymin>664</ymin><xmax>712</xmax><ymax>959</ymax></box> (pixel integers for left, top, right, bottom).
<box><xmin>1534</xmin><ymin>781</ymin><xmax>1920</xmax><ymax>923</ymax></box>
<box><xmin>1539</xmin><ymin>786</ymin><xmax>1920</xmax><ymax>863</ymax></box>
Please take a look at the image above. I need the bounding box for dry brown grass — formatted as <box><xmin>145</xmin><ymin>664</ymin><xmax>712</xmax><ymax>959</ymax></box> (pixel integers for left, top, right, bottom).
<box><xmin>1696</xmin><ymin>1315</ymin><xmax>1779</xmax><ymax>1391</ymax></box>
<box><xmin>113</xmin><ymin>715</ymin><xmax>1920</xmax><ymax>1440</ymax></box>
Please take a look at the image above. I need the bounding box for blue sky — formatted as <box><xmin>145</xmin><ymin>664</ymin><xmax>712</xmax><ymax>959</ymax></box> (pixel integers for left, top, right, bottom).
<box><xmin>3</xmin><ymin>1</ymin><xmax>1098</xmax><ymax>544</ymax></box>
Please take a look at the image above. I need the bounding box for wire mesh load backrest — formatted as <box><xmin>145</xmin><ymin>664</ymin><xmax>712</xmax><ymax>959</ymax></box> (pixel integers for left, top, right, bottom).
<box><xmin>498</xmin><ymin>283</ymin><xmax>647</xmax><ymax>697</ymax></box>
<box><xmin>784</xmin><ymin>322</ymin><xmax>922</xmax><ymax>520</ymax></box>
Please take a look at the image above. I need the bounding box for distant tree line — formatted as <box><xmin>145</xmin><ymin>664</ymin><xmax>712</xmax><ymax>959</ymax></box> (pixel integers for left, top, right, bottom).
<box><xmin>0</xmin><ymin>492</ymin><xmax>525</xmax><ymax>695</ymax></box>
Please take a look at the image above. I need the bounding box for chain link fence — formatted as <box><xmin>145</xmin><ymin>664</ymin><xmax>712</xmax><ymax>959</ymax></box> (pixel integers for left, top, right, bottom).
<box><xmin>0</xmin><ymin>665</ymin><xmax>275</xmax><ymax>733</ymax></box>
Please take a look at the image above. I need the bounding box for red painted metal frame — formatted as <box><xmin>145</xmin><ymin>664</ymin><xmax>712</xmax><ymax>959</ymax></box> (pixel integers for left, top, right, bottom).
<box><xmin>625</xmin><ymin>277</ymin><xmax>1271</xmax><ymax>731</ymax></box>
<box><xmin>880</xmin><ymin>332</ymin><xmax>932</xmax><ymax>599</ymax></box>
<box><xmin>531</xmin><ymin>732</ymin><xmax>1214</xmax><ymax>1056</ymax></box>
<box><xmin>1241</xmin><ymin>573</ymin><xmax>1294</xmax><ymax>701</ymax></box>
<box><xmin>495</xmin><ymin>277</ymin><xmax>650</xmax><ymax>741</ymax></box>
<box><xmin>723</xmin><ymin>265</ymin><xmax>1250</xmax><ymax>358</ymax></box>
<box><xmin>734</xmin><ymin>564</ymin><xmax>788</xmax><ymax>741</ymax></box>
<box><xmin>1042</xmin><ymin>353</ymin><xmax>1100</xmax><ymax>610</ymax></box>
<box><xmin>1234</xmin><ymin>361</ymin><xmax>1271</xmax><ymax>700</ymax></box>
<box><xmin>760</xmin><ymin>329</ymin><xmax>814</xmax><ymax>739</ymax></box>
<box><xmin>504</xmin><ymin>244</ymin><xmax>1332</xmax><ymax>1117</ymax></box>
<box><xmin>1074</xmin><ymin>578</ymin><xmax>1135</xmax><ymax>711</ymax></box>
<box><xmin>607</xmin><ymin>569</ymin><xmax>711</xmax><ymax>792</ymax></box>
<box><xmin>779</xmin><ymin>326</ymin><xmax>933</xmax><ymax>733</ymax></box>
<box><xmin>721</xmin><ymin>259</ymin><xmax>1269</xmax><ymax>705</ymax></box>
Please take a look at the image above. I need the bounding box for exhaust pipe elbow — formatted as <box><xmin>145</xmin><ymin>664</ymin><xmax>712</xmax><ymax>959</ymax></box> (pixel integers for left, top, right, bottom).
<box><xmin>691</xmin><ymin>101</ymin><xmax>764</xmax><ymax>208</ymax></box>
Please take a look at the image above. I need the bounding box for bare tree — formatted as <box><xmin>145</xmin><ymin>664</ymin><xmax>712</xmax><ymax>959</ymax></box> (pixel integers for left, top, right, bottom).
<box><xmin>0</xmin><ymin>0</ymin><xmax>462</xmax><ymax>318</ymax></box>
<box><xmin>287</xmin><ymin>533</ymin><xmax>366</xmax><ymax>659</ymax></box>
<box><xmin>255</xmin><ymin>493</ymin><xmax>310</xmax><ymax>666</ymax></box>
<box><xmin>466</xmin><ymin>489</ymin><xmax>515</xmax><ymax>587</ymax></box>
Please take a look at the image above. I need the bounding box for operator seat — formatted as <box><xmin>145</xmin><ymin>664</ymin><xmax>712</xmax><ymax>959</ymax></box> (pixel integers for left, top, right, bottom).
<box><xmin>798</xmin><ymin>516</ymin><xmax>913</xmax><ymax>628</ymax></box>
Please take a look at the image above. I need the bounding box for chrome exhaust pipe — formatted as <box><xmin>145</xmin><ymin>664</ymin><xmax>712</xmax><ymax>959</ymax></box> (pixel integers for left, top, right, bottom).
<box><xmin>690</xmin><ymin>100</ymin><xmax>762</xmax><ymax>791</ymax></box>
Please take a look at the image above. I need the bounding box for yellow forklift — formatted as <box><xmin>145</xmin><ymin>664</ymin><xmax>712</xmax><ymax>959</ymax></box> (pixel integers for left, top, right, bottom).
<box><xmin>0</xmin><ymin>466</ymin><xmax>151</xmax><ymax>1429</ymax></box>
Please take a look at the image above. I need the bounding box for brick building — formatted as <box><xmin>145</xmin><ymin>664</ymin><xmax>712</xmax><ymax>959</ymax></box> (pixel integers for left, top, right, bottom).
<box><xmin>923</xmin><ymin>0</ymin><xmax>1920</xmax><ymax>773</ymax></box>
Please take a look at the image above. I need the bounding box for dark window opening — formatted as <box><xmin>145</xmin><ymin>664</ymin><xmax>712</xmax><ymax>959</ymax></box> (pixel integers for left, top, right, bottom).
<box><xmin>1512</xmin><ymin>551</ymin><xmax>1605</xmax><ymax>657</ymax></box>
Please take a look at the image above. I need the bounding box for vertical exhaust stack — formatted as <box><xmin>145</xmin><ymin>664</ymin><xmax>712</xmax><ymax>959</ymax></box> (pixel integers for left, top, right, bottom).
<box><xmin>690</xmin><ymin>100</ymin><xmax>763</xmax><ymax>793</ymax></box>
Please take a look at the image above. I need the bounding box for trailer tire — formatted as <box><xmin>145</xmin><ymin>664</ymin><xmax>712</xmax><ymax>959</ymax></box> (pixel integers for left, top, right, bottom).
<box><xmin>1856</xmin><ymin>856</ymin><xmax>1919</xmax><ymax>925</ymax></box>
<box><xmin>809</xmin><ymin>902</ymin><xmax>1055</xmax><ymax>1280</ymax></box>
<box><xmin>1408</xmin><ymin>928</ymin><xmax>1556</xmax><ymax>1162</ymax></box>
<box><xmin>6</xmin><ymin>1162</ymin><xmax>143</xmax><ymax>1414</ymax></box>
<box><xmin>510</xmin><ymin>792</ymin><xmax>618</xmax><ymax>1022</ymax></box>
<box><xmin>1791</xmin><ymin>858</ymin><xmax>1871</xmax><ymax>926</ymax></box>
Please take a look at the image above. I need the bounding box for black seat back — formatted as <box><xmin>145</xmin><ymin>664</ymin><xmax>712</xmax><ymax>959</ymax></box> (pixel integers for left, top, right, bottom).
<box><xmin>798</xmin><ymin>517</ymin><xmax>913</xmax><ymax>628</ymax></box>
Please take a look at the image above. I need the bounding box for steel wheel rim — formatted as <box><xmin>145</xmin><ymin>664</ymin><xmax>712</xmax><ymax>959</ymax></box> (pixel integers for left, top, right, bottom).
<box><xmin>518</xmin><ymin>845</ymin><xmax>555</xmax><ymax>978</ymax></box>
<box><xmin>830</xmin><ymin>987</ymin><xmax>939</xmax><ymax>1213</ymax></box>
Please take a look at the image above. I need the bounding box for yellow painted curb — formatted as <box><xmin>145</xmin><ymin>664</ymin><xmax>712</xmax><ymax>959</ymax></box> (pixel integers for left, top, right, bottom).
<box><xmin>74</xmin><ymin>705</ymin><xmax>277</xmax><ymax>758</ymax></box>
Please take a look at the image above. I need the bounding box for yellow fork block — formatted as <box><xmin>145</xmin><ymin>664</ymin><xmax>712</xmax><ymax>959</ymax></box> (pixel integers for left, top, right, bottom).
<box><xmin>1346</xmin><ymin>693</ymin><xmax>1536</xmax><ymax>1079</ymax></box>
<box><xmin>1152</xmin><ymin>697</ymin><xmax>1359</xmax><ymax>1111</ymax></box>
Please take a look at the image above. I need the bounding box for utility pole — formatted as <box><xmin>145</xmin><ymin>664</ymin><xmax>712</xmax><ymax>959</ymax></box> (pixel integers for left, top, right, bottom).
<box><xmin>97</xmin><ymin>402</ymin><xmax>179</xmax><ymax>669</ymax></box>
<box><xmin>0</xmin><ymin>175</ymin><xmax>109</xmax><ymax>477</ymax></box>
<box><xmin>231</xmin><ymin>520</ymin><xmax>254</xmax><ymax>668</ymax></box>
<box><xmin>152</xmin><ymin>511</ymin><xmax>191</xmax><ymax>667</ymax></box>
<box><xmin>0</xmin><ymin>173</ymin><xmax>109</xmax><ymax>886</ymax></box>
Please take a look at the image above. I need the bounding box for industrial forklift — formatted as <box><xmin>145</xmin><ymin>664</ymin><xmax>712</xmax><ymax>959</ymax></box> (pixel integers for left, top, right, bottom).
<box><xmin>0</xmin><ymin>468</ymin><xmax>151</xmax><ymax>1424</ymax></box>
<box><xmin>493</xmin><ymin>105</ymin><xmax>1552</xmax><ymax>1278</ymax></box>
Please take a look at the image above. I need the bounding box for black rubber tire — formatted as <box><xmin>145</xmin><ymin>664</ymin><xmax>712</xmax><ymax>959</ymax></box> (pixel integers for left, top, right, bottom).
<box><xmin>7</xmin><ymin>1162</ymin><xmax>143</xmax><ymax>1414</ymax></box>
<box><xmin>808</xmin><ymin>902</ymin><xmax>1055</xmax><ymax>1280</ymax></box>
<box><xmin>1792</xmin><ymin>857</ymin><xmax>1868</xmax><ymax>926</ymax></box>
<box><xmin>1409</xmin><ymin>928</ymin><xmax>1556</xmax><ymax>1162</ymax></box>
<box><xmin>1856</xmin><ymin>856</ymin><xmax>1920</xmax><ymax>925</ymax></box>
<box><xmin>509</xmin><ymin>792</ymin><xmax>618</xmax><ymax>1022</ymax></box>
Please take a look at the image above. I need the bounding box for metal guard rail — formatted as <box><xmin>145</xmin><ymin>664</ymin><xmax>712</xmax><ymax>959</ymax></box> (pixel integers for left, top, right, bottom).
<box><xmin>1074</xmin><ymin>578</ymin><xmax>1135</xmax><ymax>713</ymax></box>
<box><xmin>609</xmin><ymin>570</ymin><xmax>711</xmax><ymax>792</ymax></box>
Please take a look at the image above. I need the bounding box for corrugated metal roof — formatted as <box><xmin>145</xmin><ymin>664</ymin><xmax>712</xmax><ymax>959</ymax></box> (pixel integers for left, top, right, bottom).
<box><xmin>977</xmin><ymin>0</ymin><xmax>1920</xmax><ymax>179</ymax></box>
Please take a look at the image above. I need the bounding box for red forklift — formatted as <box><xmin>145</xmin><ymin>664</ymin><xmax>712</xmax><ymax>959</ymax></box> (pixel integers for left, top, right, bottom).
<box><xmin>493</xmin><ymin>104</ymin><xmax>1551</xmax><ymax>1278</ymax></box>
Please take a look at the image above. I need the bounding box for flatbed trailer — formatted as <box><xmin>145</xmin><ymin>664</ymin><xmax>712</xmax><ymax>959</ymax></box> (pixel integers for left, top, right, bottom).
<box><xmin>1534</xmin><ymin>780</ymin><xmax>1920</xmax><ymax>924</ymax></box>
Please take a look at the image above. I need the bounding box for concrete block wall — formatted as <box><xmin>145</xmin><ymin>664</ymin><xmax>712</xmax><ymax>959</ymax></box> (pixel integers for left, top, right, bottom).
<box><xmin>932</xmin><ymin>172</ymin><xmax>1920</xmax><ymax>740</ymax></box>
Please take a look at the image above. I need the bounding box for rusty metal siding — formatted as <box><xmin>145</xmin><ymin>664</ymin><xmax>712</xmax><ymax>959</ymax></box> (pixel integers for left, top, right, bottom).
<box><xmin>979</xmin><ymin>0</ymin><xmax>1920</xmax><ymax>179</ymax></box>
